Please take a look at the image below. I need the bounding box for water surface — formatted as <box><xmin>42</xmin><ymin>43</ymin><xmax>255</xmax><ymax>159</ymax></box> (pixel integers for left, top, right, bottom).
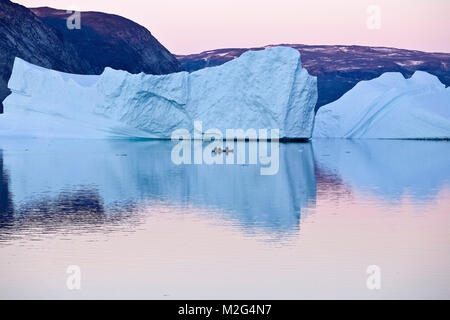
<box><xmin>0</xmin><ymin>138</ymin><xmax>449</xmax><ymax>299</ymax></box>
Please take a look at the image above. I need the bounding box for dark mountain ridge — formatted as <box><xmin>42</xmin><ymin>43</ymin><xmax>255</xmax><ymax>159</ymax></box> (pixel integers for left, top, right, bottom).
<box><xmin>30</xmin><ymin>7</ymin><xmax>183</xmax><ymax>75</ymax></box>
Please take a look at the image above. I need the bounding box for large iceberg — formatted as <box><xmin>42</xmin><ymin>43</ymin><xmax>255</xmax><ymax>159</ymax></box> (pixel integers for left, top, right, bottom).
<box><xmin>313</xmin><ymin>72</ymin><xmax>450</xmax><ymax>139</ymax></box>
<box><xmin>0</xmin><ymin>46</ymin><xmax>318</xmax><ymax>139</ymax></box>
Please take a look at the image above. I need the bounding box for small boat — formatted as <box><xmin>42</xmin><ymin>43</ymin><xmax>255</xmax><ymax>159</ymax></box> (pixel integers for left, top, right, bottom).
<box><xmin>212</xmin><ymin>147</ymin><xmax>234</xmax><ymax>154</ymax></box>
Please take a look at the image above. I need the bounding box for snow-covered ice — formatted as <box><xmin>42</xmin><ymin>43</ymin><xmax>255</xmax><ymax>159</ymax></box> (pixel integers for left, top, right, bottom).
<box><xmin>313</xmin><ymin>72</ymin><xmax>450</xmax><ymax>139</ymax></box>
<box><xmin>0</xmin><ymin>46</ymin><xmax>318</xmax><ymax>139</ymax></box>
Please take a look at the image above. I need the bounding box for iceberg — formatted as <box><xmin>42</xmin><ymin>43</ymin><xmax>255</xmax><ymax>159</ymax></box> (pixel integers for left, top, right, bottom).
<box><xmin>313</xmin><ymin>72</ymin><xmax>450</xmax><ymax>139</ymax></box>
<box><xmin>0</xmin><ymin>47</ymin><xmax>318</xmax><ymax>139</ymax></box>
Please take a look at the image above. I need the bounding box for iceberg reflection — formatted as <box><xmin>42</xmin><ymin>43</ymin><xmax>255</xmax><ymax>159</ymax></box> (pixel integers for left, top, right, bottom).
<box><xmin>313</xmin><ymin>139</ymin><xmax>450</xmax><ymax>201</ymax></box>
<box><xmin>0</xmin><ymin>139</ymin><xmax>317</xmax><ymax>235</ymax></box>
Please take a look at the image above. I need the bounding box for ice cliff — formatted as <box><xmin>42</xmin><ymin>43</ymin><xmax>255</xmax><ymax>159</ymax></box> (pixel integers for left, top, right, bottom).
<box><xmin>313</xmin><ymin>72</ymin><xmax>450</xmax><ymax>139</ymax></box>
<box><xmin>0</xmin><ymin>46</ymin><xmax>318</xmax><ymax>139</ymax></box>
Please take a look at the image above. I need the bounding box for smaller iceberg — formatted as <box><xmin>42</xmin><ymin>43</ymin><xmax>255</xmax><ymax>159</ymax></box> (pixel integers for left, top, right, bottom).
<box><xmin>313</xmin><ymin>72</ymin><xmax>450</xmax><ymax>139</ymax></box>
<box><xmin>0</xmin><ymin>47</ymin><xmax>318</xmax><ymax>140</ymax></box>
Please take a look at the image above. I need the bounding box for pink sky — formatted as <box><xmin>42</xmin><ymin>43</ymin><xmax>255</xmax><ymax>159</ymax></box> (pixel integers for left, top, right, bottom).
<box><xmin>15</xmin><ymin>0</ymin><xmax>450</xmax><ymax>54</ymax></box>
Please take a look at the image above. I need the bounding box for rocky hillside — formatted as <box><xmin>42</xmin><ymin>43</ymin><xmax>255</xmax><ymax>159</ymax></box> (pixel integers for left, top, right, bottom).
<box><xmin>31</xmin><ymin>7</ymin><xmax>183</xmax><ymax>75</ymax></box>
<box><xmin>177</xmin><ymin>44</ymin><xmax>450</xmax><ymax>109</ymax></box>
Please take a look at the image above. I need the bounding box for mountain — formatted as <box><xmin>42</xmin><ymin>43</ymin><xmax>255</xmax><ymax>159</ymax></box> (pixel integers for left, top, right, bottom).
<box><xmin>0</xmin><ymin>1</ymin><xmax>183</xmax><ymax>113</ymax></box>
<box><xmin>176</xmin><ymin>44</ymin><xmax>450</xmax><ymax>110</ymax></box>
<box><xmin>30</xmin><ymin>7</ymin><xmax>183</xmax><ymax>75</ymax></box>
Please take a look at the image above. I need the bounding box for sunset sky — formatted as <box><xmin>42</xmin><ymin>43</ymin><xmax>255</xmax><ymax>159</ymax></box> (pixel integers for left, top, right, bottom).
<box><xmin>14</xmin><ymin>0</ymin><xmax>450</xmax><ymax>54</ymax></box>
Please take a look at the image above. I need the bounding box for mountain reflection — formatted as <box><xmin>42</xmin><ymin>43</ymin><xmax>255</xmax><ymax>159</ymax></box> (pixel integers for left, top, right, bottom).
<box><xmin>0</xmin><ymin>150</ymin><xmax>14</xmax><ymax>227</ymax></box>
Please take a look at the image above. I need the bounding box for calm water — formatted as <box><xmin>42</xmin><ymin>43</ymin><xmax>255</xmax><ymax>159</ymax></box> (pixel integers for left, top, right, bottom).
<box><xmin>0</xmin><ymin>138</ymin><xmax>449</xmax><ymax>299</ymax></box>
